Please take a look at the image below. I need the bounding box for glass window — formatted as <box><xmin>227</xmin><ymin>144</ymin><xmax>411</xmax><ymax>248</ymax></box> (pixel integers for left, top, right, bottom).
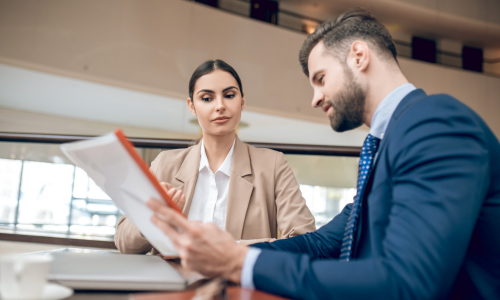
<box><xmin>0</xmin><ymin>159</ymin><xmax>22</xmax><ymax>223</ymax></box>
<box><xmin>0</xmin><ymin>141</ymin><xmax>122</xmax><ymax>237</ymax></box>
<box><xmin>70</xmin><ymin>166</ymin><xmax>121</xmax><ymax>237</ymax></box>
<box><xmin>17</xmin><ymin>161</ymin><xmax>74</xmax><ymax>229</ymax></box>
<box><xmin>299</xmin><ymin>185</ymin><xmax>356</xmax><ymax>228</ymax></box>
<box><xmin>0</xmin><ymin>141</ymin><xmax>360</xmax><ymax>236</ymax></box>
<box><xmin>285</xmin><ymin>154</ymin><xmax>359</xmax><ymax>228</ymax></box>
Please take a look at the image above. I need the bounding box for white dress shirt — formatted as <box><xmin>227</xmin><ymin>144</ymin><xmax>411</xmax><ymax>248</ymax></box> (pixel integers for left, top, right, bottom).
<box><xmin>369</xmin><ymin>83</ymin><xmax>416</xmax><ymax>139</ymax></box>
<box><xmin>240</xmin><ymin>83</ymin><xmax>418</xmax><ymax>289</ymax></box>
<box><xmin>187</xmin><ymin>139</ymin><xmax>235</xmax><ymax>230</ymax></box>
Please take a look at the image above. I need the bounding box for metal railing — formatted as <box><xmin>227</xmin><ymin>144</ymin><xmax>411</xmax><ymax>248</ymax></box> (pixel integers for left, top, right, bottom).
<box><xmin>190</xmin><ymin>0</ymin><xmax>500</xmax><ymax>77</ymax></box>
<box><xmin>0</xmin><ymin>132</ymin><xmax>362</xmax><ymax>157</ymax></box>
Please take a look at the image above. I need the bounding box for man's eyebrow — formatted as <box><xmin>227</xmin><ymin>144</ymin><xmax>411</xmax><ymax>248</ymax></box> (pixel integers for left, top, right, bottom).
<box><xmin>222</xmin><ymin>86</ymin><xmax>238</xmax><ymax>92</ymax></box>
<box><xmin>197</xmin><ymin>89</ymin><xmax>214</xmax><ymax>95</ymax></box>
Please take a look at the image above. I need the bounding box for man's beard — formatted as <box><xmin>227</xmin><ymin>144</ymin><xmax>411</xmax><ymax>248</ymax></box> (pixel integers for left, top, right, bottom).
<box><xmin>327</xmin><ymin>68</ymin><xmax>366</xmax><ymax>132</ymax></box>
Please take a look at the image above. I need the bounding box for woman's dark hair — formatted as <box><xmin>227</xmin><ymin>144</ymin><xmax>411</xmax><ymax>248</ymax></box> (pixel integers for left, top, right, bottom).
<box><xmin>188</xmin><ymin>59</ymin><xmax>244</xmax><ymax>101</ymax></box>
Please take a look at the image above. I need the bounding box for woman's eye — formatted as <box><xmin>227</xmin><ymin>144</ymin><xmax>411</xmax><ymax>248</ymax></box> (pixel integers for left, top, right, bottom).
<box><xmin>201</xmin><ymin>97</ymin><xmax>211</xmax><ymax>102</ymax></box>
<box><xmin>225</xmin><ymin>94</ymin><xmax>235</xmax><ymax>99</ymax></box>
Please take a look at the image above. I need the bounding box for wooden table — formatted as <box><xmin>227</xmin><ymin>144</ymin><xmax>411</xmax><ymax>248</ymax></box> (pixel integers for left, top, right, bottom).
<box><xmin>132</xmin><ymin>287</ymin><xmax>288</xmax><ymax>300</ymax></box>
<box><xmin>27</xmin><ymin>248</ymin><xmax>289</xmax><ymax>300</ymax></box>
<box><xmin>67</xmin><ymin>287</ymin><xmax>287</xmax><ymax>300</ymax></box>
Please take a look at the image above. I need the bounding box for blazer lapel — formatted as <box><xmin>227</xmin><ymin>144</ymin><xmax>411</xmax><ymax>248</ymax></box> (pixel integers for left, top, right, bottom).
<box><xmin>353</xmin><ymin>89</ymin><xmax>428</xmax><ymax>257</ymax></box>
<box><xmin>352</xmin><ymin>157</ymin><xmax>378</xmax><ymax>257</ymax></box>
<box><xmin>225</xmin><ymin>136</ymin><xmax>254</xmax><ymax>240</ymax></box>
<box><xmin>174</xmin><ymin>143</ymin><xmax>202</xmax><ymax>215</ymax></box>
<box><xmin>374</xmin><ymin>89</ymin><xmax>428</xmax><ymax>162</ymax></box>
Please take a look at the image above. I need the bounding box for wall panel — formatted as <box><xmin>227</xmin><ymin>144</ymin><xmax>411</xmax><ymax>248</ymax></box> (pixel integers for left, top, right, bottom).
<box><xmin>0</xmin><ymin>0</ymin><xmax>499</xmax><ymax>137</ymax></box>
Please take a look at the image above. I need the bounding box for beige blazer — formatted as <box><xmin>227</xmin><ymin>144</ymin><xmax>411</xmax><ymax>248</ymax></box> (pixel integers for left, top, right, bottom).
<box><xmin>115</xmin><ymin>136</ymin><xmax>316</xmax><ymax>254</ymax></box>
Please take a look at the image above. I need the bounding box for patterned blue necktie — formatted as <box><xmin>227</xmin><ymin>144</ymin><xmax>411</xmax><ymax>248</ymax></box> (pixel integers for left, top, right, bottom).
<box><xmin>340</xmin><ymin>134</ymin><xmax>381</xmax><ymax>261</ymax></box>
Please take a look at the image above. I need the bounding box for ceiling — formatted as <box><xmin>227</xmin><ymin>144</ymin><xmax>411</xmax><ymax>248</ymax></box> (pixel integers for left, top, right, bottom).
<box><xmin>279</xmin><ymin>0</ymin><xmax>500</xmax><ymax>53</ymax></box>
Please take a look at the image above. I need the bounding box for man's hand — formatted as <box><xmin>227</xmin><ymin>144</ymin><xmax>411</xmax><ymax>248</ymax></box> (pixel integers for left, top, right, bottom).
<box><xmin>146</xmin><ymin>198</ymin><xmax>249</xmax><ymax>283</ymax></box>
<box><xmin>159</xmin><ymin>182</ymin><xmax>186</xmax><ymax>211</ymax></box>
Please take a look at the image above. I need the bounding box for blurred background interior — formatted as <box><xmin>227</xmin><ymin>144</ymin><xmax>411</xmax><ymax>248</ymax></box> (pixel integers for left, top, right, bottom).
<box><xmin>0</xmin><ymin>0</ymin><xmax>499</xmax><ymax>248</ymax></box>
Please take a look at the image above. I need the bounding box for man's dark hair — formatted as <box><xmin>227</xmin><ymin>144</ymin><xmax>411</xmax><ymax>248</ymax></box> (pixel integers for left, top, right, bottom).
<box><xmin>188</xmin><ymin>59</ymin><xmax>243</xmax><ymax>101</ymax></box>
<box><xmin>299</xmin><ymin>8</ymin><xmax>398</xmax><ymax>77</ymax></box>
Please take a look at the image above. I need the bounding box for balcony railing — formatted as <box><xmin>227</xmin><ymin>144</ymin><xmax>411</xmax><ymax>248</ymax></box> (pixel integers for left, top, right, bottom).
<box><xmin>190</xmin><ymin>0</ymin><xmax>500</xmax><ymax>77</ymax></box>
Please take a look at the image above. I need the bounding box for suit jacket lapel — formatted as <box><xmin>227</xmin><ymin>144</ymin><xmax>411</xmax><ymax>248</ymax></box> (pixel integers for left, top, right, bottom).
<box><xmin>352</xmin><ymin>89</ymin><xmax>428</xmax><ymax>257</ymax></box>
<box><xmin>225</xmin><ymin>136</ymin><xmax>254</xmax><ymax>240</ymax></box>
<box><xmin>374</xmin><ymin>89</ymin><xmax>428</xmax><ymax>163</ymax></box>
<box><xmin>352</xmin><ymin>157</ymin><xmax>378</xmax><ymax>257</ymax></box>
<box><xmin>174</xmin><ymin>143</ymin><xmax>202</xmax><ymax>215</ymax></box>
<box><xmin>361</xmin><ymin>89</ymin><xmax>428</xmax><ymax>199</ymax></box>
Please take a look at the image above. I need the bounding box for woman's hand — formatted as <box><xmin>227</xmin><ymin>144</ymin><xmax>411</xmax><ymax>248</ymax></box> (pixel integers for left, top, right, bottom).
<box><xmin>160</xmin><ymin>182</ymin><xmax>186</xmax><ymax>211</ymax></box>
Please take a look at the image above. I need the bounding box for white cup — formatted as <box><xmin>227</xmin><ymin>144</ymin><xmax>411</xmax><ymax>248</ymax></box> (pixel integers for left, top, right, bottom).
<box><xmin>0</xmin><ymin>254</ymin><xmax>53</xmax><ymax>300</ymax></box>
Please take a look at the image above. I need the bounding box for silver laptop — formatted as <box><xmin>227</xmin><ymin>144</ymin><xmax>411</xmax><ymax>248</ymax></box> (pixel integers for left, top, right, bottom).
<box><xmin>48</xmin><ymin>252</ymin><xmax>187</xmax><ymax>291</ymax></box>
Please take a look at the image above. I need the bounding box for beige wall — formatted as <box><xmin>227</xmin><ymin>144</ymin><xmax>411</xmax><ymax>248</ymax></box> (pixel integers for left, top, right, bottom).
<box><xmin>401</xmin><ymin>59</ymin><xmax>500</xmax><ymax>136</ymax></box>
<box><xmin>0</xmin><ymin>106</ymin><xmax>197</xmax><ymax>139</ymax></box>
<box><xmin>0</xmin><ymin>0</ymin><xmax>499</xmax><ymax>136</ymax></box>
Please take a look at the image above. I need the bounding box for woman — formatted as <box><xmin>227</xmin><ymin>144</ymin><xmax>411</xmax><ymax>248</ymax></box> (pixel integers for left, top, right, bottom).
<box><xmin>115</xmin><ymin>59</ymin><xmax>315</xmax><ymax>254</ymax></box>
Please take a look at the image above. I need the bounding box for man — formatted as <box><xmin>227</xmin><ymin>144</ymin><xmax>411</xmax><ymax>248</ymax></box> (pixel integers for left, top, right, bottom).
<box><xmin>146</xmin><ymin>8</ymin><xmax>500</xmax><ymax>299</ymax></box>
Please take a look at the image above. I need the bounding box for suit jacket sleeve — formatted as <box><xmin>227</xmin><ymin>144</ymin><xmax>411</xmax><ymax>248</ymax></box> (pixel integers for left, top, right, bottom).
<box><xmin>251</xmin><ymin>96</ymin><xmax>490</xmax><ymax>300</ymax></box>
<box><xmin>251</xmin><ymin>203</ymin><xmax>351</xmax><ymax>259</ymax></box>
<box><xmin>273</xmin><ymin>152</ymin><xmax>317</xmax><ymax>238</ymax></box>
<box><xmin>114</xmin><ymin>152</ymin><xmax>166</xmax><ymax>254</ymax></box>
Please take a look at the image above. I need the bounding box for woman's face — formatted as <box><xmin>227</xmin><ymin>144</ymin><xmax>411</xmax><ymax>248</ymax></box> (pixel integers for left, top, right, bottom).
<box><xmin>188</xmin><ymin>69</ymin><xmax>245</xmax><ymax>137</ymax></box>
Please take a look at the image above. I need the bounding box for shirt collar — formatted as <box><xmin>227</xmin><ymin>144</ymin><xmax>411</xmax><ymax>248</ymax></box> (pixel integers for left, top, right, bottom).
<box><xmin>369</xmin><ymin>83</ymin><xmax>416</xmax><ymax>139</ymax></box>
<box><xmin>199</xmin><ymin>138</ymin><xmax>236</xmax><ymax>176</ymax></box>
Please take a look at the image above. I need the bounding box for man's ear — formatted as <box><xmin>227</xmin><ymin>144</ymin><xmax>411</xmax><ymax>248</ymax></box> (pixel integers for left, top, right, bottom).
<box><xmin>187</xmin><ymin>98</ymin><xmax>197</xmax><ymax>116</ymax></box>
<box><xmin>350</xmin><ymin>41</ymin><xmax>370</xmax><ymax>72</ymax></box>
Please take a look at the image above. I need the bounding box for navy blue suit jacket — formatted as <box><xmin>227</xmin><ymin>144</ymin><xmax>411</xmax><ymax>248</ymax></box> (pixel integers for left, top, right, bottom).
<box><xmin>251</xmin><ymin>90</ymin><xmax>500</xmax><ymax>300</ymax></box>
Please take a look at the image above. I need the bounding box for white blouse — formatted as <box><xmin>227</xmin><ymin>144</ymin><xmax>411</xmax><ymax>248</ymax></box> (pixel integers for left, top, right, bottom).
<box><xmin>186</xmin><ymin>139</ymin><xmax>235</xmax><ymax>230</ymax></box>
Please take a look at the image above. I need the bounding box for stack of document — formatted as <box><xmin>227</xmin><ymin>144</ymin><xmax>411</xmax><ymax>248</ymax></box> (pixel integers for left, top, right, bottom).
<box><xmin>48</xmin><ymin>252</ymin><xmax>187</xmax><ymax>291</ymax></box>
<box><xmin>61</xmin><ymin>129</ymin><xmax>180</xmax><ymax>256</ymax></box>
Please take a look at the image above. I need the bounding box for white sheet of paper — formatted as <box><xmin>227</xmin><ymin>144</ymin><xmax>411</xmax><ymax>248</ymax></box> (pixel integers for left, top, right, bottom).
<box><xmin>60</xmin><ymin>132</ymin><xmax>178</xmax><ymax>256</ymax></box>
